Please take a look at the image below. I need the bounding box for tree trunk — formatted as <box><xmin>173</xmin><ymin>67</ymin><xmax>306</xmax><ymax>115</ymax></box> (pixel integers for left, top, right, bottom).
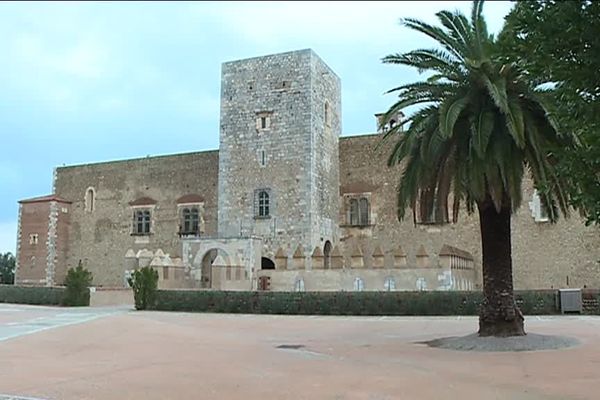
<box><xmin>477</xmin><ymin>199</ymin><xmax>525</xmax><ymax>337</ymax></box>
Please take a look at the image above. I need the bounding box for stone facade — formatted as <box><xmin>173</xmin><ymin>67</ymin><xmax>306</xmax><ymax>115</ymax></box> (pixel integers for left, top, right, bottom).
<box><xmin>15</xmin><ymin>49</ymin><xmax>600</xmax><ymax>290</ymax></box>
<box><xmin>218</xmin><ymin>49</ymin><xmax>340</xmax><ymax>262</ymax></box>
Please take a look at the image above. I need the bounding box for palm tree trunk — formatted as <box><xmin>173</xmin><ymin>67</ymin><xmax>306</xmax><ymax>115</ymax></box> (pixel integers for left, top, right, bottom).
<box><xmin>477</xmin><ymin>199</ymin><xmax>525</xmax><ymax>337</ymax></box>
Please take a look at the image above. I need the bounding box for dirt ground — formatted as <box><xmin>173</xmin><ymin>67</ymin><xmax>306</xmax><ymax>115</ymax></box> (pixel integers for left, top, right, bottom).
<box><xmin>0</xmin><ymin>304</ymin><xmax>599</xmax><ymax>400</ymax></box>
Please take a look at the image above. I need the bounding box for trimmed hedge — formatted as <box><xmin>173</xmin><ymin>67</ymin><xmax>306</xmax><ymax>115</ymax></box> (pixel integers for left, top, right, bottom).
<box><xmin>153</xmin><ymin>289</ymin><xmax>562</xmax><ymax>316</ymax></box>
<box><xmin>0</xmin><ymin>285</ymin><xmax>66</xmax><ymax>306</ymax></box>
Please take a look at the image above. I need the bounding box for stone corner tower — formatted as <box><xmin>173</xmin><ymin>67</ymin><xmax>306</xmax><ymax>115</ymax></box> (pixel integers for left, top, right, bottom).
<box><xmin>217</xmin><ymin>49</ymin><xmax>341</xmax><ymax>256</ymax></box>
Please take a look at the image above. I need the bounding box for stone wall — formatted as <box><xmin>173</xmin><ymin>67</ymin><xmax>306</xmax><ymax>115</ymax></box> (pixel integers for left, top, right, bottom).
<box><xmin>53</xmin><ymin>150</ymin><xmax>218</xmax><ymax>287</ymax></box>
<box><xmin>339</xmin><ymin>134</ymin><xmax>600</xmax><ymax>290</ymax></box>
<box><xmin>218</xmin><ymin>49</ymin><xmax>340</xmax><ymax>260</ymax></box>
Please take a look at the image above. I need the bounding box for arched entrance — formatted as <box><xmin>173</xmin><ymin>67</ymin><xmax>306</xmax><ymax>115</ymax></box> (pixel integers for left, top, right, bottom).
<box><xmin>200</xmin><ymin>249</ymin><xmax>218</xmax><ymax>288</ymax></box>
<box><xmin>261</xmin><ymin>257</ymin><xmax>275</xmax><ymax>270</ymax></box>
<box><xmin>324</xmin><ymin>240</ymin><xmax>332</xmax><ymax>269</ymax></box>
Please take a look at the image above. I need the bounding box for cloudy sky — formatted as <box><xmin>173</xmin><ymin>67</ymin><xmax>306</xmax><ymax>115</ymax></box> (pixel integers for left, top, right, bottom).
<box><xmin>0</xmin><ymin>1</ymin><xmax>514</xmax><ymax>254</ymax></box>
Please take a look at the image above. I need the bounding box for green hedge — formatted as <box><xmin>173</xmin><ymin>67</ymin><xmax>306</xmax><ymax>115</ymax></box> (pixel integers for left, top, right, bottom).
<box><xmin>153</xmin><ymin>289</ymin><xmax>560</xmax><ymax>316</ymax></box>
<box><xmin>0</xmin><ymin>285</ymin><xmax>67</xmax><ymax>306</ymax></box>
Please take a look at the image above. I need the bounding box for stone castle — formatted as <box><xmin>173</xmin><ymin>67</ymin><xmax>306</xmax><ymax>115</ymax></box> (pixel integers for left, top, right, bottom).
<box><xmin>14</xmin><ymin>49</ymin><xmax>600</xmax><ymax>292</ymax></box>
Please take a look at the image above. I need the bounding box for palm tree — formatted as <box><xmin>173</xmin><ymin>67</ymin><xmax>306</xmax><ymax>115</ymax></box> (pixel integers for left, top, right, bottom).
<box><xmin>380</xmin><ymin>0</ymin><xmax>573</xmax><ymax>336</ymax></box>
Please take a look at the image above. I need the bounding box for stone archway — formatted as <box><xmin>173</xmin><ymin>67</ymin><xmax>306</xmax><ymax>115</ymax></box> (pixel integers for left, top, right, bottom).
<box><xmin>324</xmin><ymin>240</ymin><xmax>332</xmax><ymax>269</ymax></box>
<box><xmin>261</xmin><ymin>257</ymin><xmax>275</xmax><ymax>270</ymax></box>
<box><xmin>198</xmin><ymin>248</ymin><xmax>231</xmax><ymax>289</ymax></box>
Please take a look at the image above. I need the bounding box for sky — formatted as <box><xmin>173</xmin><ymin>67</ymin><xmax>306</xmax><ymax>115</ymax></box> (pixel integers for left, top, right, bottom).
<box><xmin>0</xmin><ymin>1</ymin><xmax>514</xmax><ymax>254</ymax></box>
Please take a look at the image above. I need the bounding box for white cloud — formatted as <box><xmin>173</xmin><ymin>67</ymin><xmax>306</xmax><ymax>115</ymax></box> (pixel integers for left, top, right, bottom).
<box><xmin>0</xmin><ymin>221</ymin><xmax>17</xmax><ymax>255</ymax></box>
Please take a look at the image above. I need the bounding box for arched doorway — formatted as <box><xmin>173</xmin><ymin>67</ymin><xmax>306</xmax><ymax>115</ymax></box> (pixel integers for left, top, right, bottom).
<box><xmin>261</xmin><ymin>257</ymin><xmax>275</xmax><ymax>270</ymax></box>
<box><xmin>323</xmin><ymin>241</ymin><xmax>332</xmax><ymax>269</ymax></box>
<box><xmin>200</xmin><ymin>249</ymin><xmax>218</xmax><ymax>288</ymax></box>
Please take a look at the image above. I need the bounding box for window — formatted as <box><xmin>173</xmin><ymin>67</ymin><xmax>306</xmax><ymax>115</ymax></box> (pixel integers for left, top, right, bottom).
<box><xmin>133</xmin><ymin>210</ymin><xmax>151</xmax><ymax>235</ymax></box>
<box><xmin>529</xmin><ymin>190</ymin><xmax>549</xmax><ymax>223</ymax></box>
<box><xmin>85</xmin><ymin>187</ymin><xmax>95</xmax><ymax>213</ymax></box>
<box><xmin>359</xmin><ymin>198</ymin><xmax>369</xmax><ymax>225</ymax></box>
<box><xmin>258</xmin><ymin>190</ymin><xmax>269</xmax><ymax>217</ymax></box>
<box><xmin>384</xmin><ymin>277</ymin><xmax>396</xmax><ymax>291</ymax></box>
<box><xmin>254</xmin><ymin>189</ymin><xmax>272</xmax><ymax>218</ymax></box>
<box><xmin>294</xmin><ymin>278</ymin><xmax>305</xmax><ymax>292</ymax></box>
<box><xmin>258</xmin><ymin>149</ymin><xmax>267</xmax><ymax>167</ymax></box>
<box><xmin>348</xmin><ymin>197</ymin><xmax>369</xmax><ymax>226</ymax></box>
<box><xmin>29</xmin><ymin>233</ymin><xmax>38</xmax><ymax>245</ymax></box>
<box><xmin>324</xmin><ymin>101</ymin><xmax>331</xmax><ymax>127</ymax></box>
<box><xmin>353</xmin><ymin>277</ymin><xmax>365</xmax><ymax>292</ymax></box>
<box><xmin>256</xmin><ymin>112</ymin><xmax>272</xmax><ymax>131</ymax></box>
<box><xmin>414</xmin><ymin>189</ymin><xmax>449</xmax><ymax>225</ymax></box>
<box><xmin>181</xmin><ymin>207</ymin><xmax>200</xmax><ymax>235</ymax></box>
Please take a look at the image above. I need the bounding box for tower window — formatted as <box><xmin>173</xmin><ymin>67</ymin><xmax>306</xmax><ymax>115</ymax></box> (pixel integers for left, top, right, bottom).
<box><xmin>258</xmin><ymin>191</ymin><xmax>269</xmax><ymax>217</ymax></box>
<box><xmin>29</xmin><ymin>233</ymin><xmax>38</xmax><ymax>245</ymax></box>
<box><xmin>85</xmin><ymin>187</ymin><xmax>96</xmax><ymax>213</ymax></box>
<box><xmin>324</xmin><ymin>101</ymin><xmax>331</xmax><ymax>127</ymax></box>
<box><xmin>256</xmin><ymin>112</ymin><xmax>272</xmax><ymax>131</ymax></box>
<box><xmin>259</xmin><ymin>149</ymin><xmax>266</xmax><ymax>167</ymax></box>
<box><xmin>254</xmin><ymin>189</ymin><xmax>272</xmax><ymax>218</ymax></box>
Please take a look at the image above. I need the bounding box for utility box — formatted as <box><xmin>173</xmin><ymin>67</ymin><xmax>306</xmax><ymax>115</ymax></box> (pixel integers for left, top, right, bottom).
<box><xmin>558</xmin><ymin>289</ymin><xmax>582</xmax><ymax>314</ymax></box>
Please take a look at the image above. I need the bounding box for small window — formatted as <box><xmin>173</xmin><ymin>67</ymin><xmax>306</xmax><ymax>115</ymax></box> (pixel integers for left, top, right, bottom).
<box><xmin>260</xmin><ymin>150</ymin><xmax>266</xmax><ymax>167</ymax></box>
<box><xmin>133</xmin><ymin>210</ymin><xmax>151</xmax><ymax>235</ymax></box>
<box><xmin>29</xmin><ymin>233</ymin><xmax>38</xmax><ymax>245</ymax></box>
<box><xmin>181</xmin><ymin>207</ymin><xmax>200</xmax><ymax>235</ymax></box>
<box><xmin>384</xmin><ymin>277</ymin><xmax>396</xmax><ymax>291</ymax></box>
<box><xmin>85</xmin><ymin>187</ymin><xmax>95</xmax><ymax>213</ymax></box>
<box><xmin>256</xmin><ymin>112</ymin><xmax>272</xmax><ymax>131</ymax></box>
<box><xmin>353</xmin><ymin>277</ymin><xmax>365</xmax><ymax>292</ymax></box>
<box><xmin>529</xmin><ymin>190</ymin><xmax>549</xmax><ymax>222</ymax></box>
<box><xmin>294</xmin><ymin>278</ymin><xmax>305</xmax><ymax>292</ymax></box>
<box><xmin>324</xmin><ymin>102</ymin><xmax>330</xmax><ymax>127</ymax></box>
<box><xmin>258</xmin><ymin>190</ymin><xmax>269</xmax><ymax>217</ymax></box>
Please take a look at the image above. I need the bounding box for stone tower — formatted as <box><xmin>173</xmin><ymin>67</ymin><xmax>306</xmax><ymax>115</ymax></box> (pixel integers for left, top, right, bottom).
<box><xmin>218</xmin><ymin>49</ymin><xmax>341</xmax><ymax>259</ymax></box>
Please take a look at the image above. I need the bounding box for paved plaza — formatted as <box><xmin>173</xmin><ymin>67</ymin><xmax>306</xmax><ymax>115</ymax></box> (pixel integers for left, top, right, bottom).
<box><xmin>0</xmin><ymin>304</ymin><xmax>599</xmax><ymax>400</ymax></box>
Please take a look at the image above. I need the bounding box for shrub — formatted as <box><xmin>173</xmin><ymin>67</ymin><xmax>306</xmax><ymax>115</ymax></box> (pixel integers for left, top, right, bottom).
<box><xmin>152</xmin><ymin>290</ymin><xmax>559</xmax><ymax>316</ymax></box>
<box><xmin>0</xmin><ymin>285</ymin><xmax>65</xmax><ymax>305</ymax></box>
<box><xmin>128</xmin><ymin>267</ymin><xmax>159</xmax><ymax>310</ymax></box>
<box><xmin>62</xmin><ymin>263</ymin><xmax>93</xmax><ymax>306</ymax></box>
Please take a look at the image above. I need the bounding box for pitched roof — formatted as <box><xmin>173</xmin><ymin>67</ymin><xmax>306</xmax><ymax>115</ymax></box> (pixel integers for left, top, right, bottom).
<box><xmin>19</xmin><ymin>194</ymin><xmax>71</xmax><ymax>204</ymax></box>
<box><xmin>129</xmin><ymin>197</ymin><xmax>157</xmax><ymax>206</ymax></box>
<box><xmin>176</xmin><ymin>194</ymin><xmax>205</xmax><ymax>204</ymax></box>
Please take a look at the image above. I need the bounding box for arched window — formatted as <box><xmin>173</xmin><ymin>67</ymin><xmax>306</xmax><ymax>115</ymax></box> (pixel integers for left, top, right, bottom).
<box><xmin>182</xmin><ymin>207</ymin><xmax>200</xmax><ymax>234</ymax></box>
<box><xmin>353</xmin><ymin>277</ymin><xmax>365</xmax><ymax>292</ymax></box>
<box><xmin>384</xmin><ymin>277</ymin><xmax>396</xmax><ymax>291</ymax></box>
<box><xmin>258</xmin><ymin>190</ymin><xmax>270</xmax><ymax>217</ymax></box>
<box><xmin>323</xmin><ymin>241</ymin><xmax>332</xmax><ymax>270</ymax></box>
<box><xmin>85</xmin><ymin>187</ymin><xmax>95</xmax><ymax>213</ymax></box>
<box><xmin>133</xmin><ymin>210</ymin><xmax>151</xmax><ymax>235</ymax></box>
<box><xmin>294</xmin><ymin>278</ymin><xmax>305</xmax><ymax>292</ymax></box>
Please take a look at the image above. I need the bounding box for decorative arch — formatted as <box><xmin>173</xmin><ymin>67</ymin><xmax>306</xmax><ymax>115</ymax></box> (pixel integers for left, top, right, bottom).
<box><xmin>323</xmin><ymin>240</ymin><xmax>332</xmax><ymax>269</ymax></box>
